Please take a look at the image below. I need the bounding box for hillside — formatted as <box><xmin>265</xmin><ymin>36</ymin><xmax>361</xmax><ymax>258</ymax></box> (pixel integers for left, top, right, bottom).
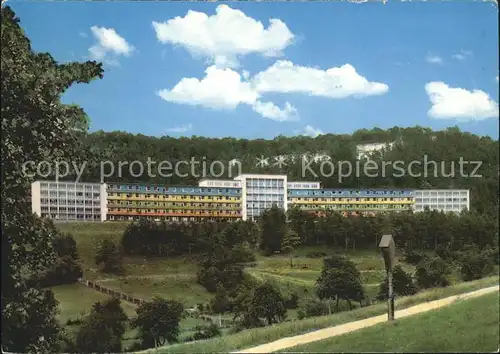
<box><xmin>138</xmin><ymin>277</ymin><xmax>499</xmax><ymax>353</ymax></box>
<box><xmin>280</xmin><ymin>290</ymin><xmax>499</xmax><ymax>353</ymax></box>
<box><xmin>62</xmin><ymin>126</ymin><xmax>500</xmax><ymax>214</ymax></box>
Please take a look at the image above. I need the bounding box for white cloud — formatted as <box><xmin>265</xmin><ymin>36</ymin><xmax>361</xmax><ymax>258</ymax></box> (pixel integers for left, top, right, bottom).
<box><xmin>157</xmin><ymin>66</ymin><xmax>297</xmax><ymax>121</ymax></box>
<box><xmin>158</xmin><ymin>61</ymin><xmax>388</xmax><ymax>121</ymax></box>
<box><xmin>425</xmin><ymin>54</ymin><xmax>444</xmax><ymax>65</ymax></box>
<box><xmin>152</xmin><ymin>4</ymin><xmax>294</xmax><ymax>68</ymax></box>
<box><xmin>496</xmin><ymin>76</ymin><xmax>499</xmax><ymax>82</ymax></box>
<box><xmin>89</xmin><ymin>26</ymin><xmax>134</xmax><ymax>63</ymax></box>
<box><xmin>158</xmin><ymin>66</ymin><xmax>258</xmax><ymax>109</ymax></box>
<box><xmin>165</xmin><ymin>123</ymin><xmax>193</xmax><ymax>133</ymax></box>
<box><xmin>452</xmin><ymin>50</ymin><xmax>473</xmax><ymax>61</ymax></box>
<box><xmin>252</xmin><ymin>60</ymin><xmax>389</xmax><ymax>98</ymax></box>
<box><xmin>425</xmin><ymin>81</ymin><xmax>499</xmax><ymax>121</ymax></box>
<box><xmin>301</xmin><ymin>125</ymin><xmax>324</xmax><ymax>137</ymax></box>
<box><xmin>252</xmin><ymin>101</ymin><xmax>298</xmax><ymax>122</ymax></box>
<box><xmin>78</xmin><ymin>31</ymin><xmax>88</xmax><ymax>38</ymax></box>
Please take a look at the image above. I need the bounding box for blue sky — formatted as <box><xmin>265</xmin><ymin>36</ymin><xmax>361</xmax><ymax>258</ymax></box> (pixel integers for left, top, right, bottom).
<box><xmin>9</xmin><ymin>0</ymin><xmax>500</xmax><ymax>139</ymax></box>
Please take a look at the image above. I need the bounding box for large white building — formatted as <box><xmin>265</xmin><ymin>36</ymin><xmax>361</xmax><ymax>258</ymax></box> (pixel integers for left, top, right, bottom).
<box><xmin>31</xmin><ymin>181</ymin><xmax>107</xmax><ymax>222</ymax></box>
<box><xmin>413</xmin><ymin>189</ymin><xmax>470</xmax><ymax>214</ymax></box>
<box><xmin>233</xmin><ymin>174</ymin><xmax>288</xmax><ymax>221</ymax></box>
<box><xmin>30</xmin><ymin>175</ymin><xmax>471</xmax><ymax>222</ymax></box>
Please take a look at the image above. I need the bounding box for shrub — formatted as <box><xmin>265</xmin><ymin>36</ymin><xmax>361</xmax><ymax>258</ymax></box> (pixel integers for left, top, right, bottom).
<box><xmin>435</xmin><ymin>245</ymin><xmax>453</xmax><ymax>261</ymax></box>
<box><xmin>376</xmin><ymin>264</ymin><xmax>418</xmax><ymax>301</ymax></box>
<box><xmin>284</xmin><ymin>292</ymin><xmax>299</xmax><ymax>310</ymax></box>
<box><xmin>298</xmin><ymin>298</ymin><xmax>330</xmax><ymax>319</ymax></box>
<box><xmin>404</xmin><ymin>249</ymin><xmax>426</xmax><ymax>266</ymax></box>
<box><xmin>459</xmin><ymin>251</ymin><xmax>495</xmax><ymax>281</ymax></box>
<box><xmin>192</xmin><ymin>324</ymin><xmax>221</xmax><ymax>341</ymax></box>
<box><xmin>415</xmin><ymin>256</ymin><xmax>450</xmax><ymax>289</ymax></box>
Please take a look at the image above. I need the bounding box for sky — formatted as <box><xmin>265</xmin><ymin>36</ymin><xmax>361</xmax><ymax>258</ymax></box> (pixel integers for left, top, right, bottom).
<box><xmin>8</xmin><ymin>0</ymin><xmax>500</xmax><ymax>139</ymax></box>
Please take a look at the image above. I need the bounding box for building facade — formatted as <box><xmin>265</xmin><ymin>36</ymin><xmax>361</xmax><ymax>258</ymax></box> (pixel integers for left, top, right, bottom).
<box><xmin>288</xmin><ymin>188</ymin><xmax>415</xmax><ymax>217</ymax></box>
<box><xmin>31</xmin><ymin>181</ymin><xmax>107</xmax><ymax>222</ymax></box>
<box><xmin>234</xmin><ymin>174</ymin><xmax>288</xmax><ymax>221</ymax></box>
<box><xmin>31</xmin><ymin>175</ymin><xmax>470</xmax><ymax>222</ymax></box>
<box><xmin>106</xmin><ymin>183</ymin><xmax>241</xmax><ymax>222</ymax></box>
<box><xmin>413</xmin><ymin>189</ymin><xmax>470</xmax><ymax>214</ymax></box>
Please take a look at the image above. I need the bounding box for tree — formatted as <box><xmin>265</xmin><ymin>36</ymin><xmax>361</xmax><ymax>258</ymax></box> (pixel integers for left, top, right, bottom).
<box><xmin>376</xmin><ymin>264</ymin><xmax>418</xmax><ymax>301</ymax></box>
<box><xmin>132</xmin><ymin>297</ymin><xmax>184</xmax><ymax>349</ymax></box>
<box><xmin>95</xmin><ymin>239</ymin><xmax>124</xmax><ymax>274</ymax></box>
<box><xmin>250</xmin><ymin>283</ymin><xmax>287</xmax><ymax>325</ymax></box>
<box><xmin>209</xmin><ymin>284</ymin><xmax>231</xmax><ymax>314</ymax></box>
<box><xmin>259</xmin><ymin>205</ymin><xmax>287</xmax><ymax>255</ymax></box>
<box><xmin>280</xmin><ymin>228</ymin><xmax>301</xmax><ymax>268</ymax></box>
<box><xmin>316</xmin><ymin>255</ymin><xmax>365</xmax><ymax>312</ymax></box>
<box><xmin>231</xmin><ymin>285</ymin><xmax>264</xmax><ymax>330</ymax></box>
<box><xmin>37</xmin><ymin>233</ymin><xmax>83</xmax><ymax>287</ymax></box>
<box><xmin>75</xmin><ymin>298</ymin><xmax>128</xmax><ymax>353</ymax></box>
<box><xmin>415</xmin><ymin>256</ymin><xmax>451</xmax><ymax>289</ymax></box>
<box><xmin>1</xmin><ymin>6</ymin><xmax>103</xmax><ymax>352</ymax></box>
<box><xmin>458</xmin><ymin>249</ymin><xmax>494</xmax><ymax>281</ymax></box>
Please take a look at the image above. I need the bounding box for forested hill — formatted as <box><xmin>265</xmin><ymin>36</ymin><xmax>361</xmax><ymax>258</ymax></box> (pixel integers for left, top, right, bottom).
<box><xmin>77</xmin><ymin>126</ymin><xmax>498</xmax><ymax>214</ymax></box>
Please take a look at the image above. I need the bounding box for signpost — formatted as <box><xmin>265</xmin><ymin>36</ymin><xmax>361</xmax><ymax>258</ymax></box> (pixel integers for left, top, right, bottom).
<box><xmin>379</xmin><ymin>234</ymin><xmax>396</xmax><ymax>321</ymax></box>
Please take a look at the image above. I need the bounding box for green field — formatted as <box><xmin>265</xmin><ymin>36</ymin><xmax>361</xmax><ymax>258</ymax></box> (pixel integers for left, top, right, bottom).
<box><xmin>139</xmin><ymin>276</ymin><xmax>499</xmax><ymax>353</ymax></box>
<box><xmin>52</xmin><ymin>283</ymin><xmax>138</xmax><ymax>325</ymax></box>
<box><xmin>282</xmin><ymin>291</ymin><xmax>500</xmax><ymax>353</ymax></box>
<box><xmin>55</xmin><ymin>223</ymin><xmax>498</xmax><ymax>352</ymax></box>
<box><xmin>57</xmin><ymin>222</ymin><xmax>403</xmax><ymax>309</ymax></box>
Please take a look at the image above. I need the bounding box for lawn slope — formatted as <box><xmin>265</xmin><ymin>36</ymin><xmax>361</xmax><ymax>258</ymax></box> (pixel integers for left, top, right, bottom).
<box><xmin>283</xmin><ymin>290</ymin><xmax>499</xmax><ymax>353</ymax></box>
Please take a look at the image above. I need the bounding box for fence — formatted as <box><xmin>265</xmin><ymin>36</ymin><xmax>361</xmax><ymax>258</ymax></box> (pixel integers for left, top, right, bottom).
<box><xmin>78</xmin><ymin>278</ymin><xmax>147</xmax><ymax>306</ymax></box>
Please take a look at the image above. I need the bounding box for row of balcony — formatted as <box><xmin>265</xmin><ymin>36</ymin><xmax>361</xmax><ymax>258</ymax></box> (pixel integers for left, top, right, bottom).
<box><xmin>290</xmin><ymin>199</ymin><xmax>414</xmax><ymax>205</ymax></box>
<box><xmin>107</xmin><ymin>195</ymin><xmax>241</xmax><ymax>203</ymax></box>
<box><xmin>108</xmin><ymin>210</ymin><xmax>241</xmax><ymax>217</ymax></box>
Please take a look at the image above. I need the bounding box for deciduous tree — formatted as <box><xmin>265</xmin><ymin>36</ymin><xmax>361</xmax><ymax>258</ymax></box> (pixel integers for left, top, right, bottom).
<box><xmin>1</xmin><ymin>6</ymin><xmax>103</xmax><ymax>352</ymax></box>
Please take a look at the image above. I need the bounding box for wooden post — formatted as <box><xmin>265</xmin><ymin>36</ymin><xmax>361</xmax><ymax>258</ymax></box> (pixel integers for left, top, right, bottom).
<box><xmin>387</xmin><ymin>270</ymin><xmax>395</xmax><ymax>321</ymax></box>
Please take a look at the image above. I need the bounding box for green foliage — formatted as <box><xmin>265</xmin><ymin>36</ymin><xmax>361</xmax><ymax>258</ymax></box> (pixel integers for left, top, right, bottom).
<box><xmin>284</xmin><ymin>292</ymin><xmax>299</xmax><ymax>310</ymax></box>
<box><xmin>75</xmin><ymin>298</ymin><xmax>128</xmax><ymax>353</ymax></box>
<box><xmin>196</xmin><ymin>229</ymin><xmax>255</xmax><ymax>293</ymax></box>
<box><xmin>281</xmin><ymin>228</ymin><xmax>301</xmax><ymax>268</ymax></box>
<box><xmin>259</xmin><ymin>205</ymin><xmax>287</xmax><ymax>255</ymax></box>
<box><xmin>132</xmin><ymin>297</ymin><xmax>184</xmax><ymax>349</ymax></box>
<box><xmin>376</xmin><ymin>265</ymin><xmax>418</xmax><ymax>301</ymax></box>
<box><xmin>281</xmin><ymin>229</ymin><xmax>301</xmax><ymax>254</ymax></box>
<box><xmin>209</xmin><ymin>285</ymin><xmax>231</xmax><ymax>314</ymax></box>
<box><xmin>80</xmin><ymin>126</ymin><xmax>498</xmax><ymax>218</ymax></box>
<box><xmin>458</xmin><ymin>249</ymin><xmax>495</xmax><ymax>281</ymax></box>
<box><xmin>415</xmin><ymin>257</ymin><xmax>451</xmax><ymax>289</ymax></box>
<box><xmin>1</xmin><ymin>6</ymin><xmax>103</xmax><ymax>351</ymax></box>
<box><xmin>403</xmin><ymin>249</ymin><xmax>426</xmax><ymax>265</ymax></box>
<box><xmin>95</xmin><ymin>239</ymin><xmax>124</xmax><ymax>274</ymax></box>
<box><xmin>316</xmin><ymin>255</ymin><xmax>365</xmax><ymax>310</ymax></box>
<box><xmin>121</xmin><ymin>219</ymin><xmax>258</xmax><ymax>257</ymax></box>
<box><xmin>37</xmin><ymin>234</ymin><xmax>83</xmax><ymax>287</ymax></box>
<box><xmin>251</xmin><ymin>283</ymin><xmax>287</xmax><ymax>325</ymax></box>
<box><xmin>192</xmin><ymin>323</ymin><xmax>222</xmax><ymax>341</ymax></box>
<box><xmin>297</xmin><ymin>298</ymin><xmax>330</xmax><ymax>319</ymax></box>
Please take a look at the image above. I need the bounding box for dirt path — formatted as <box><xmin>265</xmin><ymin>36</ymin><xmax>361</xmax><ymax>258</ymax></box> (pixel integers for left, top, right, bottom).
<box><xmin>234</xmin><ymin>285</ymin><xmax>499</xmax><ymax>353</ymax></box>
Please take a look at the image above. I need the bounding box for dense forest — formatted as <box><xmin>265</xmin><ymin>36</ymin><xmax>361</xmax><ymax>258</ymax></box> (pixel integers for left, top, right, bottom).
<box><xmin>69</xmin><ymin>126</ymin><xmax>499</xmax><ymax>215</ymax></box>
